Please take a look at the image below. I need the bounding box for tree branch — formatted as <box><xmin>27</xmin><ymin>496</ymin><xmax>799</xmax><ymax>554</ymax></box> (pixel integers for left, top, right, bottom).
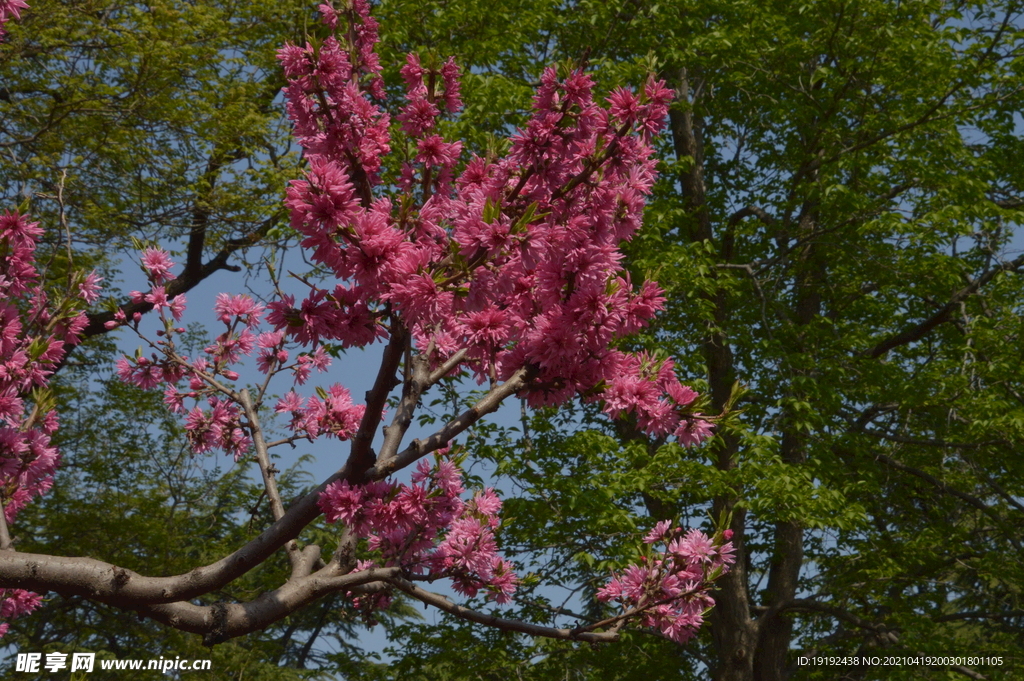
<box><xmin>78</xmin><ymin>207</ymin><xmax>285</xmax><ymax>340</ymax></box>
<box><xmin>368</xmin><ymin>365</ymin><xmax>533</xmax><ymax>479</ymax></box>
<box><xmin>0</xmin><ymin>460</ymin><xmax>353</xmax><ymax>604</ymax></box>
<box><xmin>346</xmin><ymin>321</ymin><xmax>406</xmax><ymax>478</ymax></box>
<box><xmin>238</xmin><ymin>389</ymin><xmax>303</xmax><ymax>574</ymax></box>
<box><xmin>727</xmin><ymin>205</ymin><xmax>775</xmax><ymax>227</ymax></box>
<box><xmin>139</xmin><ymin>566</ymin><xmax>402</xmax><ymax>646</ymax></box>
<box><xmin>384</xmin><ymin>575</ymin><xmax>618</xmax><ymax>643</ymax></box>
<box><xmin>376</xmin><ymin>348</ymin><xmax>431</xmax><ymax>466</ymax></box>
<box><xmin>865</xmin><ymin>253</ymin><xmax>1024</xmax><ymax>358</ymax></box>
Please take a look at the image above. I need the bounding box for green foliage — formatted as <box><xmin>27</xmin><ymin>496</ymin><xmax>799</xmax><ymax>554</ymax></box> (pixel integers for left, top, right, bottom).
<box><xmin>0</xmin><ymin>0</ymin><xmax>305</xmax><ymax>271</ymax></box>
<box><xmin>4</xmin><ymin>0</ymin><xmax>1024</xmax><ymax>679</ymax></box>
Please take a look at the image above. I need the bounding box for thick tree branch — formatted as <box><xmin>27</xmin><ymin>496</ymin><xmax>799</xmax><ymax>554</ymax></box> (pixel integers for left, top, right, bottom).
<box><xmin>346</xmin><ymin>321</ymin><xmax>406</xmax><ymax>478</ymax></box>
<box><xmin>139</xmin><ymin>566</ymin><xmax>402</xmax><ymax>646</ymax></box>
<box><xmin>0</xmin><ymin>460</ymin><xmax>353</xmax><ymax>604</ymax></box>
<box><xmin>428</xmin><ymin>348</ymin><xmax>468</xmax><ymax>384</ymax></box>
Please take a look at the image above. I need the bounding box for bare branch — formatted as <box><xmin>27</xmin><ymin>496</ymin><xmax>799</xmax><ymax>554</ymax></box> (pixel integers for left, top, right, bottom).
<box><xmin>377</xmin><ymin>349</ymin><xmax>431</xmax><ymax>465</ymax></box>
<box><xmin>384</xmin><ymin>575</ymin><xmax>618</xmax><ymax>643</ymax></box>
<box><xmin>346</xmin><ymin>321</ymin><xmax>406</xmax><ymax>477</ymax></box>
<box><xmin>0</xmin><ymin>460</ymin><xmax>353</xmax><ymax>604</ymax></box>
<box><xmin>727</xmin><ymin>205</ymin><xmax>775</xmax><ymax>227</ymax></box>
<box><xmin>140</xmin><ymin>566</ymin><xmax>402</xmax><ymax>646</ymax></box>
<box><xmin>368</xmin><ymin>365</ymin><xmax>533</xmax><ymax>479</ymax></box>
<box><xmin>238</xmin><ymin>389</ymin><xmax>303</xmax><ymax>573</ymax></box>
<box><xmin>428</xmin><ymin>348</ymin><xmax>468</xmax><ymax>384</ymax></box>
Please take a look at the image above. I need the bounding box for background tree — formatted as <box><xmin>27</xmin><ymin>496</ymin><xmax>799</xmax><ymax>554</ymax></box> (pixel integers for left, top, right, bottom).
<box><xmin>0</xmin><ymin>0</ymin><xmax>307</xmax><ymax>330</ymax></box>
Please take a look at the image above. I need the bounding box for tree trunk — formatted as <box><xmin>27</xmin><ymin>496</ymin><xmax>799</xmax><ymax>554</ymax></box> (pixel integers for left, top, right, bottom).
<box><xmin>669</xmin><ymin>65</ymin><xmax>828</xmax><ymax>681</ymax></box>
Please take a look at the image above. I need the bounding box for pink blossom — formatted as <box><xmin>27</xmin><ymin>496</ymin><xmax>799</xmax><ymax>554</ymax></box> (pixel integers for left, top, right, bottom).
<box><xmin>275</xmin><ymin>391</ymin><xmax>304</xmax><ymax>413</ymax></box>
<box><xmin>675</xmin><ymin>416</ymin><xmax>715</xmax><ymax>447</ymax></box>
<box><xmin>0</xmin><ymin>0</ymin><xmax>29</xmax><ymax>25</ymax></box>
<box><xmin>318</xmin><ymin>480</ymin><xmax>366</xmax><ymax>526</ymax></box>
<box><xmin>644</xmin><ymin>519</ymin><xmax>673</xmax><ymax>545</ymax></box>
<box><xmin>440</xmin><ymin>57</ymin><xmax>462</xmax><ymax>112</ymax></box>
<box><xmin>140</xmin><ymin>248</ymin><xmax>175</xmax><ymax>285</ymax></box>
<box><xmin>183</xmin><ymin>397</ymin><xmax>250</xmax><ymax>459</ymax></box>
<box><xmin>599</xmin><ymin>526</ymin><xmax>733</xmax><ymax>643</ymax></box>
<box><xmin>78</xmin><ymin>271</ymin><xmax>102</xmax><ymax>304</ymax></box>
<box><xmin>214</xmin><ymin>294</ymin><xmax>265</xmax><ymax>327</ymax></box>
<box><xmin>416</xmin><ymin>136</ymin><xmax>462</xmax><ymax>168</ymax></box>
<box><xmin>666</xmin><ymin>381</ymin><xmax>699</xmax><ymax>407</ymax></box>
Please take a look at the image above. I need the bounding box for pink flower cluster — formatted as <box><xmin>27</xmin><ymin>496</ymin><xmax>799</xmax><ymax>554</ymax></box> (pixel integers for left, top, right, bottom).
<box><xmin>184</xmin><ymin>397</ymin><xmax>250</xmax><ymax>460</ymax></box>
<box><xmin>0</xmin><ymin>588</ymin><xmax>41</xmax><ymax>637</ymax></box>
<box><xmin>319</xmin><ymin>456</ymin><xmax>517</xmax><ymax>605</ymax></box>
<box><xmin>0</xmin><ymin>211</ymin><xmax>97</xmax><ymax>635</ymax></box>
<box><xmin>273</xmin><ymin>2</ymin><xmax>712</xmax><ymax>442</ymax></box>
<box><xmin>276</xmin><ymin>384</ymin><xmax>365</xmax><ymax>441</ymax></box>
<box><xmin>598</xmin><ymin>521</ymin><xmax>736</xmax><ymax>643</ymax></box>
<box><xmin>277</xmin><ymin>0</ymin><xmax>388</xmax><ymax>193</ymax></box>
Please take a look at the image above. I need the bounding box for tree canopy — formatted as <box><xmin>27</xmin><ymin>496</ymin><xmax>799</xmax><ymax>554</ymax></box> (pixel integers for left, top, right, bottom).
<box><xmin>1</xmin><ymin>0</ymin><xmax>1023</xmax><ymax>680</ymax></box>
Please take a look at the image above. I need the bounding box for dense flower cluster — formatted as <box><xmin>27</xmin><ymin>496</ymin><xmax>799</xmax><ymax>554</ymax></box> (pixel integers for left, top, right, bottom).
<box><xmin>0</xmin><ymin>210</ymin><xmax>97</xmax><ymax>635</ymax></box>
<box><xmin>598</xmin><ymin>521</ymin><xmax>736</xmax><ymax>643</ymax></box>
<box><xmin>319</xmin><ymin>455</ymin><xmax>517</xmax><ymax>606</ymax></box>
<box><xmin>273</xmin><ymin>0</ymin><xmax>714</xmax><ymax>441</ymax></box>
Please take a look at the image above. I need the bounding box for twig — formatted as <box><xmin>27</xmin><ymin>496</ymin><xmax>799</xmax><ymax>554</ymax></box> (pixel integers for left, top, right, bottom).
<box><xmin>238</xmin><ymin>389</ymin><xmax>303</xmax><ymax>573</ymax></box>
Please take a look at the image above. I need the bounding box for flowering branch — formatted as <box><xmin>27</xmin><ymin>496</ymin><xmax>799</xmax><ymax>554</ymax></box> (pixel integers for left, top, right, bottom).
<box><xmin>0</xmin><ymin>0</ymin><xmax>733</xmax><ymax>646</ymax></box>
